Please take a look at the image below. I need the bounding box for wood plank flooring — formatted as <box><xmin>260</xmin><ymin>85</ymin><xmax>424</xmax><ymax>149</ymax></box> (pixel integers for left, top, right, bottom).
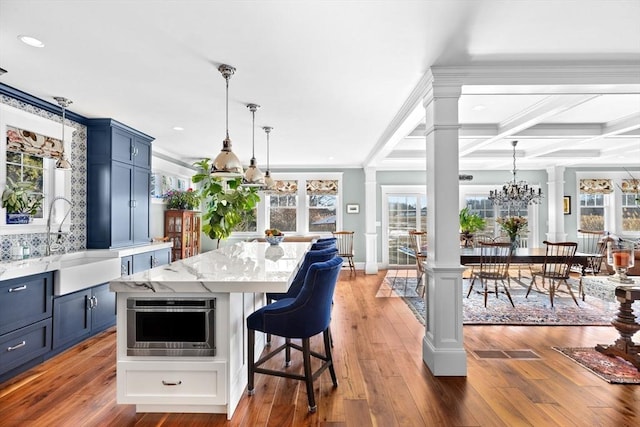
<box><xmin>1</xmin><ymin>271</ymin><xmax>638</xmax><ymax>426</ymax></box>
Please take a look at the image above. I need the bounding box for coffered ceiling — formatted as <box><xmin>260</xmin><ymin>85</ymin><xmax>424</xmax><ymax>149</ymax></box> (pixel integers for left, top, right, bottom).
<box><xmin>1</xmin><ymin>0</ymin><xmax>639</xmax><ymax>171</ymax></box>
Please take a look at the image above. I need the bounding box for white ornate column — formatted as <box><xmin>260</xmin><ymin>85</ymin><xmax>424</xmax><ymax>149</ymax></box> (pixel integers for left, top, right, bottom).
<box><xmin>546</xmin><ymin>166</ymin><xmax>567</xmax><ymax>242</ymax></box>
<box><xmin>422</xmin><ymin>73</ymin><xmax>467</xmax><ymax>376</ymax></box>
<box><xmin>364</xmin><ymin>167</ymin><xmax>378</xmax><ymax>274</ymax></box>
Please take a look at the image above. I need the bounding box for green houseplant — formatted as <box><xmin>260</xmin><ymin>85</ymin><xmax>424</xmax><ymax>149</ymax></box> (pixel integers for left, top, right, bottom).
<box><xmin>192</xmin><ymin>158</ymin><xmax>261</xmax><ymax>248</ymax></box>
<box><xmin>2</xmin><ymin>177</ymin><xmax>44</xmax><ymax>224</ymax></box>
<box><xmin>459</xmin><ymin>207</ymin><xmax>486</xmax><ymax>247</ymax></box>
<box><xmin>163</xmin><ymin>188</ymin><xmax>200</xmax><ymax>210</ymax></box>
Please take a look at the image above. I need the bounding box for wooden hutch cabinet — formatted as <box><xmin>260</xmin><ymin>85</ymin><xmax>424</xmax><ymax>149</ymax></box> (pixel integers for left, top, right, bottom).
<box><xmin>164</xmin><ymin>210</ymin><xmax>201</xmax><ymax>262</ymax></box>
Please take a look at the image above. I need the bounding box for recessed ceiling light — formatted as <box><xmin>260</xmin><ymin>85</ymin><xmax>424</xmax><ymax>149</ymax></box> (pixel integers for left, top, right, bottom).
<box><xmin>472</xmin><ymin>104</ymin><xmax>487</xmax><ymax>111</ymax></box>
<box><xmin>172</xmin><ymin>126</ymin><xmax>184</xmax><ymax>131</ymax></box>
<box><xmin>18</xmin><ymin>35</ymin><xmax>45</xmax><ymax>48</ymax></box>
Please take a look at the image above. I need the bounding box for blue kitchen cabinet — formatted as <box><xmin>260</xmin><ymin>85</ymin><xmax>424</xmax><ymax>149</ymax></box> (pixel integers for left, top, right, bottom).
<box><xmin>132</xmin><ymin>248</ymin><xmax>171</xmax><ymax>274</ymax></box>
<box><xmin>0</xmin><ymin>272</ymin><xmax>53</xmax><ymax>382</ymax></box>
<box><xmin>52</xmin><ymin>283</ymin><xmax>116</xmax><ymax>353</ymax></box>
<box><xmin>87</xmin><ymin>119</ymin><xmax>154</xmax><ymax>249</ymax></box>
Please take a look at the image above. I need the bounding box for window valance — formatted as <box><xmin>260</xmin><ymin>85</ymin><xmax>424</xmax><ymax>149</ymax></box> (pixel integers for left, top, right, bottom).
<box><xmin>269</xmin><ymin>180</ymin><xmax>298</xmax><ymax>194</ymax></box>
<box><xmin>621</xmin><ymin>178</ymin><xmax>640</xmax><ymax>194</ymax></box>
<box><xmin>6</xmin><ymin>125</ymin><xmax>66</xmax><ymax>160</ymax></box>
<box><xmin>306</xmin><ymin>179</ymin><xmax>338</xmax><ymax>195</ymax></box>
<box><xmin>579</xmin><ymin>179</ymin><xmax>613</xmax><ymax>194</ymax></box>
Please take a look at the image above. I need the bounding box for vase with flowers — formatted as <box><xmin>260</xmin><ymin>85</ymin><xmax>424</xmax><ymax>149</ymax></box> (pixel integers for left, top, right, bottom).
<box><xmin>163</xmin><ymin>188</ymin><xmax>200</xmax><ymax>210</ymax></box>
<box><xmin>496</xmin><ymin>215</ymin><xmax>528</xmax><ymax>252</ymax></box>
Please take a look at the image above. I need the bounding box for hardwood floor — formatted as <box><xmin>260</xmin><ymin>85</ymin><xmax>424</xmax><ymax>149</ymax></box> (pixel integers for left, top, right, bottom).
<box><xmin>1</xmin><ymin>271</ymin><xmax>638</xmax><ymax>426</ymax></box>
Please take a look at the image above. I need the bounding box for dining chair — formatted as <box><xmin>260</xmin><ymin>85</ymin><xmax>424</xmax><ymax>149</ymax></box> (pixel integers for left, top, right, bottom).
<box><xmin>526</xmin><ymin>240</ymin><xmax>579</xmax><ymax>307</ymax></box>
<box><xmin>576</xmin><ymin>229</ymin><xmax>606</xmax><ymax>275</ymax></box>
<box><xmin>467</xmin><ymin>241</ymin><xmax>514</xmax><ymax>308</ymax></box>
<box><xmin>332</xmin><ymin>231</ymin><xmax>355</xmax><ymax>274</ymax></box>
<box><xmin>408</xmin><ymin>230</ymin><xmax>427</xmax><ymax>296</ymax></box>
<box><xmin>247</xmin><ymin>256</ymin><xmax>343</xmax><ymax>413</ymax></box>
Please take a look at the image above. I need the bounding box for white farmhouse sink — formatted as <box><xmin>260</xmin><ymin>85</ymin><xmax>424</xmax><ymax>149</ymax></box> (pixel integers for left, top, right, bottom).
<box><xmin>53</xmin><ymin>252</ymin><xmax>122</xmax><ymax>295</ymax></box>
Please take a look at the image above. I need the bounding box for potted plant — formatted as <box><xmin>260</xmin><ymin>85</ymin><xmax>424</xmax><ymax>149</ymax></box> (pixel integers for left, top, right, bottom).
<box><xmin>1</xmin><ymin>177</ymin><xmax>44</xmax><ymax>224</ymax></box>
<box><xmin>192</xmin><ymin>159</ymin><xmax>261</xmax><ymax>248</ymax></box>
<box><xmin>459</xmin><ymin>207</ymin><xmax>486</xmax><ymax>247</ymax></box>
<box><xmin>163</xmin><ymin>188</ymin><xmax>200</xmax><ymax>210</ymax></box>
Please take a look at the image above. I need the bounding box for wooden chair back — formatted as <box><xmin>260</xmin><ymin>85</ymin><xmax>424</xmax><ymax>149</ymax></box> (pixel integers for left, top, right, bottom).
<box><xmin>577</xmin><ymin>229</ymin><xmax>606</xmax><ymax>274</ymax></box>
<box><xmin>541</xmin><ymin>240</ymin><xmax>578</xmax><ymax>280</ymax></box>
<box><xmin>477</xmin><ymin>242</ymin><xmax>512</xmax><ymax>280</ymax></box>
<box><xmin>332</xmin><ymin>231</ymin><xmax>354</xmax><ymax>257</ymax></box>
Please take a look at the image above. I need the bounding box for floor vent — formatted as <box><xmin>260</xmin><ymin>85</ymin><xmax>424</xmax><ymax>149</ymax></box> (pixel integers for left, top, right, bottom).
<box><xmin>472</xmin><ymin>349</ymin><xmax>540</xmax><ymax>360</ymax></box>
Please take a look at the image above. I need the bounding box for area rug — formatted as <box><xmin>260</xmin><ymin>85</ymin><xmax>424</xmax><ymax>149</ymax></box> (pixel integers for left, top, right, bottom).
<box><xmin>381</xmin><ymin>272</ymin><xmax>623</xmax><ymax>326</ymax></box>
<box><xmin>553</xmin><ymin>347</ymin><xmax>640</xmax><ymax>384</ymax></box>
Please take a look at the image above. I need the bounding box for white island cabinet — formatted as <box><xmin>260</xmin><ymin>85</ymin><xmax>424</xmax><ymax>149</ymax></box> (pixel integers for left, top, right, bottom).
<box><xmin>109</xmin><ymin>241</ymin><xmax>309</xmax><ymax>419</ymax></box>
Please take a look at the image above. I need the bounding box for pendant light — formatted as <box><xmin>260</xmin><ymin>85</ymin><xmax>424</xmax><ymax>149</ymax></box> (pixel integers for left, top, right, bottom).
<box><xmin>53</xmin><ymin>96</ymin><xmax>72</xmax><ymax>170</ymax></box>
<box><xmin>262</xmin><ymin>126</ymin><xmax>275</xmax><ymax>190</ymax></box>
<box><xmin>242</xmin><ymin>103</ymin><xmax>265</xmax><ymax>187</ymax></box>
<box><xmin>211</xmin><ymin>64</ymin><xmax>243</xmax><ymax>177</ymax></box>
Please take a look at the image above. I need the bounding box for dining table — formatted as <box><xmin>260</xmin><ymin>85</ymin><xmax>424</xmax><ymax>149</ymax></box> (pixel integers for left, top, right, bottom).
<box><xmin>460</xmin><ymin>247</ymin><xmax>591</xmax><ymax>273</ymax></box>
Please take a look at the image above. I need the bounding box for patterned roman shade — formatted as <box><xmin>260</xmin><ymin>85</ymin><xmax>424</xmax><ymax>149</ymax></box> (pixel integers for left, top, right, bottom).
<box><xmin>579</xmin><ymin>179</ymin><xmax>613</xmax><ymax>194</ymax></box>
<box><xmin>621</xmin><ymin>178</ymin><xmax>640</xmax><ymax>194</ymax></box>
<box><xmin>6</xmin><ymin>125</ymin><xmax>66</xmax><ymax>160</ymax></box>
<box><xmin>269</xmin><ymin>180</ymin><xmax>298</xmax><ymax>194</ymax></box>
<box><xmin>306</xmin><ymin>179</ymin><xmax>338</xmax><ymax>195</ymax></box>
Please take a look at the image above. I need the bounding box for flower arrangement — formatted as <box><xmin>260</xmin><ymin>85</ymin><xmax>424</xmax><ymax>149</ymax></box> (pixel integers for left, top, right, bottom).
<box><xmin>163</xmin><ymin>188</ymin><xmax>200</xmax><ymax>210</ymax></box>
<box><xmin>496</xmin><ymin>216</ymin><xmax>528</xmax><ymax>240</ymax></box>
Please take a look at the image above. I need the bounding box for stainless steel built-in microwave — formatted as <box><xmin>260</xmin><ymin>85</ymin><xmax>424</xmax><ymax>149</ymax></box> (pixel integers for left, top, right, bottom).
<box><xmin>126</xmin><ymin>298</ymin><xmax>216</xmax><ymax>357</ymax></box>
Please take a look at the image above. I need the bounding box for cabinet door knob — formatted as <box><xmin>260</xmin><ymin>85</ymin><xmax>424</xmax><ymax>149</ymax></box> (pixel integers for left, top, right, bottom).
<box><xmin>92</xmin><ymin>296</ymin><xmax>98</xmax><ymax>308</ymax></box>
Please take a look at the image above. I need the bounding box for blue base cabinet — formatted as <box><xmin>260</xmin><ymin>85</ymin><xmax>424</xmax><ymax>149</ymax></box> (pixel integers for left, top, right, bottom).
<box><xmin>52</xmin><ymin>283</ymin><xmax>116</xmax><ymax>354</ymax></box>
<box><xmin>87</xmin><ymin>119</ymin><xmax>154</xmax><ymax>249</ymax></box>
<box><xmin>0</xmin><ymin>272</ymin><xmax>53</xmax><ymax>382</ymax></box>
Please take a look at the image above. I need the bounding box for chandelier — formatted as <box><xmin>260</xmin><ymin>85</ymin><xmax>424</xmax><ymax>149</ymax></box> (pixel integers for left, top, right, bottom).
<box><xmin>488</xmin><ymin>140</ymin><xmax>542</xmax><ymax>212</ymax></box>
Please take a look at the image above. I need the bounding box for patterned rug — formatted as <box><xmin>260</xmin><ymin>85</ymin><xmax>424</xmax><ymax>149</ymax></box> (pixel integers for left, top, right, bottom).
<box><xmin>380</xmin><ymin>271</ymin><xmax>631</xmax><ymax>326</ymax></box>
<box><xmin>553</xmin><ymin>347</ymin><xmax>640</xmax><ymax>384</ymax></box>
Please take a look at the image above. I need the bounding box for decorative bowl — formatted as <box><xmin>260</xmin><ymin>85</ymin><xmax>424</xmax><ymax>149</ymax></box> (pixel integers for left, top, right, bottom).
<box><xmin>265</xmin><ymin>235</ymin><xmax>285</xmax><ymax>245</ymax></box>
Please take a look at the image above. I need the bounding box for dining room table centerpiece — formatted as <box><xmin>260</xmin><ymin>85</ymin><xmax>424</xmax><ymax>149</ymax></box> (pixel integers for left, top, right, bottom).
<box><xmin>496</xmin><ymin>215</ymin><xmax>528</xmax><ymax>251</ymax></box>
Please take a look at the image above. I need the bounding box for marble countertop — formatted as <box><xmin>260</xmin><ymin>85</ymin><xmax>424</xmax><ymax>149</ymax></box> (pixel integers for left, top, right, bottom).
<box><xmin>0</xmin><ymin>242</ymin><xmax>172</xmax><ymax>282</ymax></box>
<box><xmin>109</xmin><ymin>241</ymin><xmax>310</xmax><ymax>294</ymax></box>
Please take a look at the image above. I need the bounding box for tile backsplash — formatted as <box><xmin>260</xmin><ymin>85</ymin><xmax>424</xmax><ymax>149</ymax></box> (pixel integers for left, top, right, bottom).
<box><xmin>1</xmin><ymin>94</ymin><xmax>87</xmax><ymax>261</ymax></box>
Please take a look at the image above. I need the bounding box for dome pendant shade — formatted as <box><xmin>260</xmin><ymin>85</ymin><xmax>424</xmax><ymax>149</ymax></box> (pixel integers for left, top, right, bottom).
<box><xmin>211</xmin><ymin>64</ymin><xmax>244</xmax><ymax>178</ymax></box>
<box><xmin>212</xmin><ymin>136</ymin><xmax>243</xmax><ymax>176</ymax></box>
<box><xmin>242</xmin><ymin>103</ymin><xmax>265</xmax><ymax>187</ymax></box>
<box><xmin>264</xmin><ymin>170</ymin><xmax>275</xmax><ymax>190</ymax></box>
<box><xmin>55</xmin><ymin>157</ymin><xmax>73</xmax><ymax>170</ymax></box>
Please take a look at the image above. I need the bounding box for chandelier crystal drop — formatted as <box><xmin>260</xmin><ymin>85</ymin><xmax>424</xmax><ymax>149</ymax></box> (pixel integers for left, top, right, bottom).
<box><xmin>53</xmin><ymin>96</ymin><xmax>73</xmax><ymax>170</ymax></box>
<box><xmin>488</xmin><ymin>140</ymin><xmax>542</xmax><ymax>213</ymax></box>
<box><xmin>211</xmin><ymin>64</ymin><xmax>244</xmax><ymax>178</ymax></box>
<box><xmin>242</xmin><ymin>103</ymin><xmax>265</xmax><ymax>187</ymax></box>
<box><xmin>262</xmin><ymin>126</ymin><xmax>275</xmax><ymax>191</ymax></box>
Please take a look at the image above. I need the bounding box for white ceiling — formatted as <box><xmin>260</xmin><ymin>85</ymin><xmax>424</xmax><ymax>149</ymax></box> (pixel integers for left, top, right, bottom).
<box><xmin>1</xmin><ymin>0</ymin><xmax>639</xmax><ymax>171</ymax></box>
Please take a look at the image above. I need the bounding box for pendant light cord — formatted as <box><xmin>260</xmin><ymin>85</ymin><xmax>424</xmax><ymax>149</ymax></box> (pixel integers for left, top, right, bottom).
<box><xmin>511</xmin><ymin>140</ymin><xmax>518</xmax><ymax>184</ymax></box>
<box><xmin>252</xmin><ymin>108</ymin><xmax>256</xmax><ymax>158</ymax></box>
<box><xmin>225</xmin><ymin>76</ymin><xmax>230</xmax><ymax>140</ymax></box>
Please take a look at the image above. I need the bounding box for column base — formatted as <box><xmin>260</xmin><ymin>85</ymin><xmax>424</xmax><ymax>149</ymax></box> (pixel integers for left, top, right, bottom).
<box><xmin>422</xmin><ymin>336</ymin><xmax>467</xmax><ymax>376</ymax></box>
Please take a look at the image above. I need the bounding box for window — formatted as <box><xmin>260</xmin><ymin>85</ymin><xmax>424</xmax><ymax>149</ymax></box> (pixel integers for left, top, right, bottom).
<box><xmin>465</xmin><ymin>196</ymin><xmax>495</xmax><ymax>234</ymax></box>
<box><xmin>308</xmin><ymin>195</ymin><xmax>337</xmax><ymax>232</ymax></box>
<box><xmin>382</xmin><ymin>189</ymin><xmax>427</xmax><ymax>266</ymax></box>
<box><xmin>234</xmin><ymin>173</ymin><xmax>342</xmax><ymax>236</ymax></box>
<box><xmin>5</xmin><ymin>151</ymin><xmax>45</xmax><ymax>218</ymax></box>
<box><xmin>269</xmin><ymin>194</ymin><xmax>298</xmax><ymax>232</ymax></box>
<box><xmin>621</xmin><ymin>191</ymin><xmax>640</xmax><ymax>232</ymax></box>
<box><xmin>579</xmin><ymin>193</ymin><xmax>606</xmax><ymax>231</ymax></box>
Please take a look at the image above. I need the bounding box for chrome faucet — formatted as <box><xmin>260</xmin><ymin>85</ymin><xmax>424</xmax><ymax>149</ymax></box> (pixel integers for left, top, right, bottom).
<box><xmin>46</xmin><ymin>196</ymin><xmax>73</xmax><ymax>256</ymax></box>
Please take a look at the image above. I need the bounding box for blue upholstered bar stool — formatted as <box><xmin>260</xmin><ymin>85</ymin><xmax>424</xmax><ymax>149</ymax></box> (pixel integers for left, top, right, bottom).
<box><xmin>265</xmin><ymin>246</ymin><xmax>337</xmax><ymax>345</ymax></box>
<box><xmin>310</xmin><ymin>237</ymin><xmax>336</xmax><ymax>250</ymax></box>
<box><xmin>247</xmin><ymin>257</ymin><xmax>343</xmax><ymax>413</ymax></box>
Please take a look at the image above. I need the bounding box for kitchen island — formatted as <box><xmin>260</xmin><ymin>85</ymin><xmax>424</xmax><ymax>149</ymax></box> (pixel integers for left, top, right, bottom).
<box><xmin>109</xmin><ymin>241</ymin><xmax>309</xmax><ymax>419</ymax></box>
